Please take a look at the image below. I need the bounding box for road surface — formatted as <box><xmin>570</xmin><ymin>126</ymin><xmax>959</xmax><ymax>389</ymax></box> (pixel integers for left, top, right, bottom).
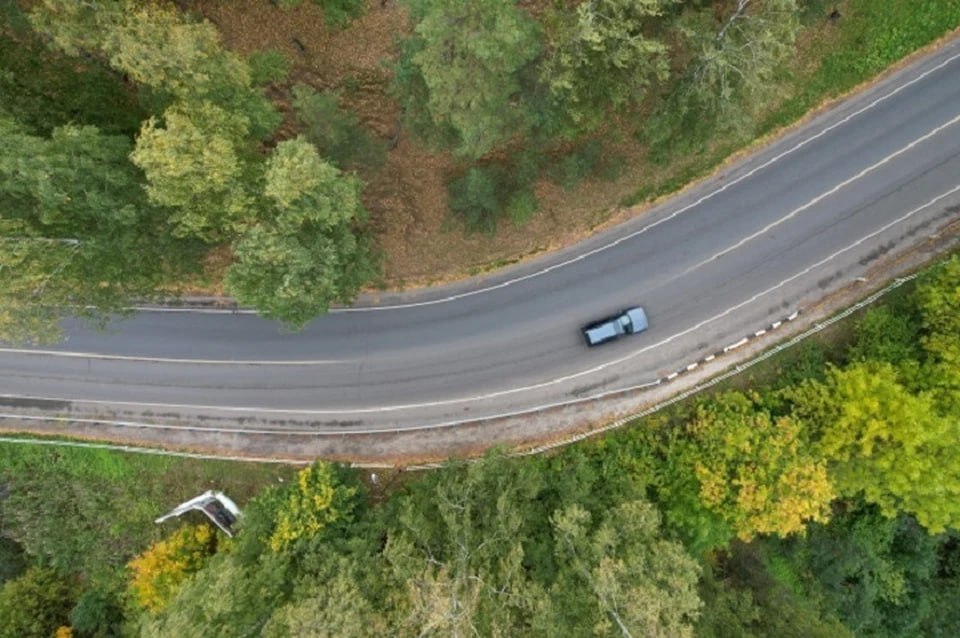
<box><xmin>3</xmin><ymin>39</ymin><xmax>960</xmax><ymax>456</ymax></box>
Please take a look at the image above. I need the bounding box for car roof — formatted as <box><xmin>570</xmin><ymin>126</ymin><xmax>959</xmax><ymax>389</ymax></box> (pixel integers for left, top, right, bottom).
<box><xmin>585</xmin><ymin>322</ymin><xmax>619</xmax><ymax>343</ymax></box>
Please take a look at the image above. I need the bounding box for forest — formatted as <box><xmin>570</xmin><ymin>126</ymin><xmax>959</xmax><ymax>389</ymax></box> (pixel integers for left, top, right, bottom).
<box><xmin>2</xmin><ymin>0</ymin><xmax>959</xmax><ymax>341</ymax></box>
<box><xmin>2</xmin><ymin>1</ymin><xmax>960</xmax><ymax>635</ymax></box>
<box><xmin>0</xmin><ymin>252</ymin><xmax>957</xmax><ymax>637</ymax></box>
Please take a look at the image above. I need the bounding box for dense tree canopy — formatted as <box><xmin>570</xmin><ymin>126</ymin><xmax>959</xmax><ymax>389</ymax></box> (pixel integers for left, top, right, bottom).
<box><xmin>397</xmin><ymin>0</ymin><xmax>541</xmax><ymax>158</ymax></box>
<box><xmin>677</xmin><ymin>0</ymin><xmax>800</xmax><ymax>127</ymax></box>
<box><xmin>0</xmin><ymin>0</ymin><xmax>380</xmax><ymax>337</ymax></box>
<box><xmin>0</xmin><ymin>117</ymin><xmax>195</xmax><ymax>343</ymax></box>
<box><xmin>225</xmin><ymin>138</ymin><xmax>376</xmax><ymax>327</ymax></box>
<box><xmin>539</xmin><ymin>0</ymin><xmax>672</xmax><ymax>136</ymax></box>
<box><xmin>538</xmin><ymin>500</ymin><xmax>702</xmax><ymax>637</ymax></box>
<box><xmin>792</xmin><ymin>363</ymin><xmax>960</xmax><ymax>533</ymax></box>
<box><xmin>687</xmin><ymin>392</ymin><xmax>833</xmax><ymax>540</ymax></box>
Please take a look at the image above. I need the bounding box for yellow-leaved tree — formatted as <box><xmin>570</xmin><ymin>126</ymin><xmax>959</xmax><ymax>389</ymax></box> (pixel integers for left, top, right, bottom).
<box><xmin>127</xmin><ymin>523</ymin><xmax>217</xmax><ymax>614</ymax></box>
<box><xmin>688</xmin><ymin>391</ymin><xmax>834</xmax><ymax>540</ymax></box>
<box><xmin>268</xmin><ymin>461</ymin><xmax>358</xmax><ymax>552</ymax></box>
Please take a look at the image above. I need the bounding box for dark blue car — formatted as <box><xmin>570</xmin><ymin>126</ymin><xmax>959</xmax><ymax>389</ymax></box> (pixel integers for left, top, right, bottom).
<box><xmin>582</xmin><ymin>307</ymin><xmax>649</xmax><ymax>347</ymax></box>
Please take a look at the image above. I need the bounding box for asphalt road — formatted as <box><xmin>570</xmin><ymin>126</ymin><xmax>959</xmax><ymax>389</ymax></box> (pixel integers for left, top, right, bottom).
<box><xmin>4</xmin><ymin>40</ymin><xmax>960</xmax><ymax>438</ymax></box>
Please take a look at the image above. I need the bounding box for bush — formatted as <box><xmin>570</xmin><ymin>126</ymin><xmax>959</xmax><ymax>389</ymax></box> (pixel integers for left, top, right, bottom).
<box><xmin>291</xmin><ymin>85</ymin><xmax>384</xmax><ymax>171</ymax></box>
<box><xmin>847</xmin><ymin>306</ymin><xmax>922</xmax><ymax>365</ymax></box>
<box><xmin>447</xmin><ymin>149</ymin><xmax>546</xmax><ymax>232</ymax></box>
<box><xmin>127</xmin><ymin>524</ymin><xmax>218</xmax><ymax>614</ymax></box>
<box><xmin>317</xmin><ymin>0</ymin><xmax>365</xmax><ymax>27</ymax></box>
<box><xmin>448</xmin><ymin>166</ymin><xmax>502</xmax><ymax>233</ymax></box>
<box><xmin>545</xmin><ymin>139</ymin><xmax>605</xmax><ymax>190</ymax></box>
<box><xmin>0</xmin><ymin>567</ymin><xmax>76</xmax><ymax>638</ymax></box>
<box><xmin>248</xmin><ymin>49</ymin><xmax>291</xmax><ymax>86</ymax></box>
<box><xmin>506</xmin><ymin>188</ymin><xmax>538</xmax><ymax>224</ymax></box>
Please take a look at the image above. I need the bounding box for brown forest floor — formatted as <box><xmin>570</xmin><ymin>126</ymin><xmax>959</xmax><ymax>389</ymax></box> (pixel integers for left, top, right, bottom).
<box><xmin>194</xmin><ymin>0</ymin><xmax>687</xmax><ymax>290</ymax></box>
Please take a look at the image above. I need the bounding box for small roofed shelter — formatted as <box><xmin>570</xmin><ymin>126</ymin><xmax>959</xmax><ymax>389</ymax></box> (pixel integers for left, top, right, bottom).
<box><xmin>155</xmin><ymin>490</ymin><xmax>242</xmax><ymax>537</ymax></box>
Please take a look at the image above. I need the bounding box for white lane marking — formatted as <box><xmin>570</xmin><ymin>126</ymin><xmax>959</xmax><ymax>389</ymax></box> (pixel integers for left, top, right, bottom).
<box><xmin>677</xmin><ymin>111</ymin><xmax>960</xmax><ymax>278</ymax></box>
<box><xmin>7</xmin><ymin>180</ymin><xmax>960</xmax><ymax>417</ymax></box>
<box><xmin>0</xmin><ymin>348</ymin><xmax>346</xmax><ymax>365</ymax></box>
<box><xmin>131</xmin><ymin>46</ymin><xmax>960</xmax><ymax>316</ymax></box>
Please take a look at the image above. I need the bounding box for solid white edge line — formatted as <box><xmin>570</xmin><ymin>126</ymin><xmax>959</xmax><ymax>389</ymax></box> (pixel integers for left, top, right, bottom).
<box><xmin>0</xmin><ymin>347</ymin><xmax>346</xmax><ymax>365</ymax></box>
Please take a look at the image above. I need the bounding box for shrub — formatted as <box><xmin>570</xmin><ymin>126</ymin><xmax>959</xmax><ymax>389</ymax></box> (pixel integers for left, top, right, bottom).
<box><xmin>291</xmin><ymin>84</ymin><xmax>385</xmax><ymax>171</ymax></box>
<box><xmin>448</xmin><ymin>166</ymin><xmax>502</xmax><ymax>233</ymax></box>
<box><xmin>248</xmin><ymin>49</ymin><xmax>291</xmax><ymax>86</ymax></box>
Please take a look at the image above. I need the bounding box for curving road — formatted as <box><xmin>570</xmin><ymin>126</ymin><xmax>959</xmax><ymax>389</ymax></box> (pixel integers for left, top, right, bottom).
<box><xmin>3</xmin><ymin>40</ymin><xmax>960</xmax><ymax>446</ymax></box>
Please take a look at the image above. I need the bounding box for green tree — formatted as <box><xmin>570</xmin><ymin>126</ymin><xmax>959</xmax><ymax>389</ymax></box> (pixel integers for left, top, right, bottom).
<box><xmin>69</xmin><ymin>585</ymin><xmax>125</xmax><ymax>638</ymax></box>
<box><xmin>225</xmin><ymin>138</ymin><xmax>376</xmax><ymax>327</ymax></box>
<box><xmin>534</xmin><ymin>500</ymin><xmax>702</xmax><ymax>637</ymax></box>
<box><xmin>130</xmin><ymin>101</ymin><xmax>254</xmax><ymax>241</ymax></box>
<box><xmin>28</xmin><ymin>0</ymin><xmax>125</xmax><ymax>57</ymax></box>
<box><xmin>538</xmin><ymin>0</ymin><xmax>672</xmax><ymax>137</ymax></box>
<box><xmin>31</xmin><ymin>0</ymin><xmax>280</xmax><ymax>137</ymax></box>
<box><xmin>847</xmin><ymin>305</ymin><xmax>923</xmax><ymax>366</ymax></box>
<box><xmin>772</xmin><ymin>503</ymin><xmax>948</xmax><ymax>637</ymax></box>
<box><xmin>382</xmin><ymin>453</ymin><xmax>546</xmax><ymax>636</ymax></box>
<box><xmin>291</xmin><ymin>85</ymin><xmax>385</xmax><ymax>171</ymax></box>
<box><xmin>916</xmin><ymin>255</ymin><xmax>960</xmax><ymax>367</ymax></box>
<box><xmin>915</xmin><ymin>255</ymin><xmax>960</xmax><ymax>413</ymax></box>
<box><xmin>396</xmin><ymin>0</ymin><xmax>542</xmax><ymax>158</ymax></box>
<box><xmin>699</xmin><ymin>542</ymin><xmax>854</xmax><ymax>638</ymax></box>
<box><xmin>0</xmin><ymin>118</ymin><xmax>195</xmax><ymax>344</ymax></box>
<box><xmin>140</xmin><ymin>554</ymin><xmax>291</xmax><ymax>638</ymax></box>
<box><xmin>687</xmin><ymin>392</ymin><xmax>834</xmax><ymax>540</ymax></box>
<box><xmin>261</xmin><ymin>558</ymin><xmax>386</xmax><ymax>638</ymax></box>
<box><xmin>0</xmin><ymin>567</ymin><xmax>76</xmax><ymax>638</ymax></box>
<box><xmin>793</xmin><ymin>363</ymin><xmax>960</xmax><ymax>533</ymax></box>
<box><xmin>0</xmin><ymin>7</ymin><xmax>144</xmax><ymax>137</ymax></box>
<box><xmin>100</xmin><ymin>5</ymin><xmax>248</xmax><ymax>99</ymax></box>
<box><xmin>0</xmin><ymin>233</ymin><xmax>82</xmax><ymax>344</ymax></box>
<box><xmin>677</xmin><ymin>0</ymin><xmax>799</xmax><ymax>128</ymax></box>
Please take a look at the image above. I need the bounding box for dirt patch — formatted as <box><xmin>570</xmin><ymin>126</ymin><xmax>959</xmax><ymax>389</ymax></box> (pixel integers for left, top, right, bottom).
<box><xmin>181</xmin><ymin>2</ymin><xmax>960</xmax><ymax>296</ymax></box>
<box><xmin>186</xmin><ymin>1</ymin><xmax>696</xmax><ymax>289</ymax></box>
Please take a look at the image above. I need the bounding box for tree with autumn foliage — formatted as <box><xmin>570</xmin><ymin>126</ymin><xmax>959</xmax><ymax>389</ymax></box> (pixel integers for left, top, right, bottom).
<box><xmin>791</xmin><ymin>362</ymin><xmax>960</xmax><ymax>533</ymax></box>
<box><xmin>915</xmin><ymin>254</ymin><xmax>960</xmax><ymax>413</ymax></box>
<box><xmin>268</xmin><ymin>461</ymin><xmax>360</xmax><ymax>552</ymax></box>
<box><xmin>127</xmin><ymin>524</ymin><xmax>218</xmax><ymax>614</ymax></box>
<box><xmin>684</xmin><ymin>392</ymin><xmax>834</xmax><ymax>540</ymax></box>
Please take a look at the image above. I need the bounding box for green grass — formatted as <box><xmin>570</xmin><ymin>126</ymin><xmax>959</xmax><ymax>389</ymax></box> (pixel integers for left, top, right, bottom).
<box><xmin>0</xmin><ymin>436</ymin><xmax>298</xmax><ymax>506</ymax></box>
<box><xmin>0</xmin><ymin>436</ymin><xmax>299</xmax><ymax>583</ymax></box>
<box><xmin>763</xmin><ymin>0</ymin><xmax>960</xmax><ymax>133</ymax></box>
